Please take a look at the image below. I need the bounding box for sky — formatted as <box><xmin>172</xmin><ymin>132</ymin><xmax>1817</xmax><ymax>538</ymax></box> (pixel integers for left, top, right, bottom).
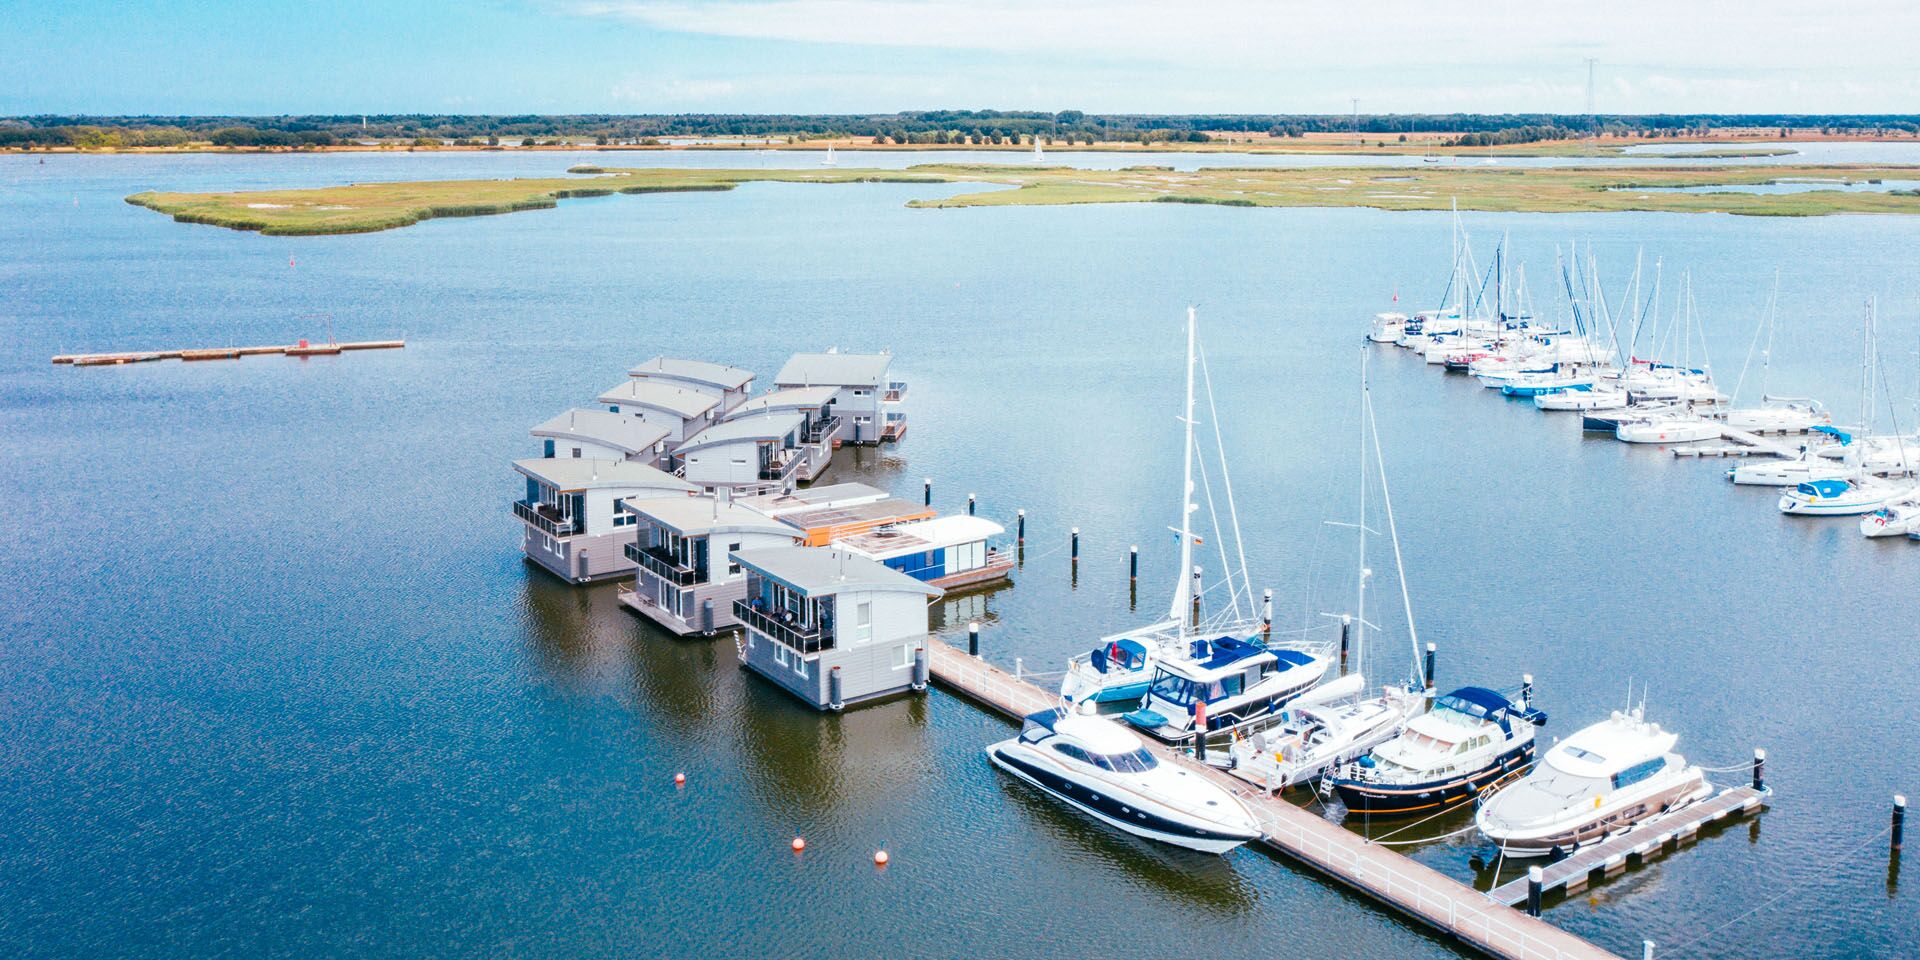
<box><xmin>4</xmin><ymin>0</ymin><xmax>1920</xmax><ymax>116</ymax></box>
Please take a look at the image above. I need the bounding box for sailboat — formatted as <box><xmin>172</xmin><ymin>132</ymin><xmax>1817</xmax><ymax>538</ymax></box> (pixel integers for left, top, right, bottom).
<box><xmin>1226</xmin><ymin>353</ymin><xmax>1423</xmax><ymax>791</ymax></box>
<box><xmin>821</xmin><ymin>145</ymin><xmax>837</xmax><ymax>166</ymax></box>
<box><xmin>1778</xmin><ymin>299</ymin><xmax>1917</xmax><ymax>514</ymax></box>
<box><xmin>1031</xmin><ymin>137</ymin><xmax>1045</xmax><ymax>164</ymax></box>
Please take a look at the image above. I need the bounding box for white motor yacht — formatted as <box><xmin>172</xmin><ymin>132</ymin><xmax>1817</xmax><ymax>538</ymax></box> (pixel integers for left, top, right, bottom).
<box><xmin>1778</xmin><ymin>477</ymin><xmax>1914</xmax><ymax>516</ymax></box>
<box><xmin>1123</xmin><ymin>635</ymin><xmax>1331</xmax><ymax>743</ymax></box>
<box><xmin>1535</xmin><ymin>384</ymin><xmax>1628</xmax><ymax>411</ymax></box>
<box><xmin>1616</xmin><ymin>416</ymin><xmax>1722</xmax><ymax>444</ymax></box>
<box><xmin>1476</xmin><ymin>708</ymin><xmax>1711</xmax><ymax>858</ymax></box>
<box><xmin>1728</xmin><ymin>447</ymin><xmax>1854</xmax><ymax>486</ymax></box>
<box><xmin>1227</xmin><ymin>679</ymin><xmax>1423</xmax><ymax>791</ymax></box>
<box><xmin>987</xmin><ymin>708</ymin><xmax>1262</xmax><ymax>854</ymax></box>
<box><xmin>1325</xmin><ymin>686</ymin><xmax>1548</xmax><ymax>819</ymax></box>
<box><xmin>1369</xmin><ymin>312</ymin><xmax>1408</xmax><ymax>343</ymax></box>
<box><xmin>1724</xmin><ymin>397</ymin><xmax>1829</xmax><ymax>433</ymax></box>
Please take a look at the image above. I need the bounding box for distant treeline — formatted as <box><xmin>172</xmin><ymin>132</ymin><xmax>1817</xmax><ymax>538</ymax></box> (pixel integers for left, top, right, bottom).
<box><xmin>5</xmin><ymin>111</ymin><xmax>1920</xmax><ymax>149</ymax></box>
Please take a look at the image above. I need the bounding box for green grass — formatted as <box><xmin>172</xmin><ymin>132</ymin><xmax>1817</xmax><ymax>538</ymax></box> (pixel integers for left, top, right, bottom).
<box><xmin>124</xmin><ymin>161</ymin><xmax>1920</xmax><ymax>235</ymax></box>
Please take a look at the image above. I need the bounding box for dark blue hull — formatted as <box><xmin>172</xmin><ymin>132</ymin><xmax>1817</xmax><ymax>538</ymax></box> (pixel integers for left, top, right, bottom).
<box><xmin>1329</xmin><ymin>742</ymin><xmax>1534</xmax><ymax>819</ymax></box>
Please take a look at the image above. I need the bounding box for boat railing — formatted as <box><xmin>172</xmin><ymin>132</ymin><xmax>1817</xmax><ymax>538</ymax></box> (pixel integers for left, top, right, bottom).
<box><xmin>626</xmin><ymin>543</ymin><xmax>700</xmax><ymax>586</ymax></box>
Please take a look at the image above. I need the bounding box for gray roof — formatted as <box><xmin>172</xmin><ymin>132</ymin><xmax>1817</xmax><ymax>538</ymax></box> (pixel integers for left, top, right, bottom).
<box><xmin>774</xmin><ymin>351</ymin><xmax>893</xmax><ymax>388</ymax></box>
<box><xmin>735</xmin><ymin>482</ymin><xmax>888</xmax><ymax>516</ymax></box>
<box><xmin>724</xmin><ymin>385</ymin><xmax>840</xmax><ymax>420</ymax></box>
<box><xmin>595</xmin><ymin>380</ymin><xmax>722</xmax><ymax>419</ymax></box>
<box><xmin>732</xmin><ymin>546</ymin><xmax>941</xmax><ymax>598</ymax></box>
<box><xmin>513</xmin><ymin>457</ymin><xmax>698</xmax><ymax>494</ymax></box>
<box><xmin>628</xmin><ymin>356</ymin><xmax>756</xmax><ymax>391</ymax></box>
<box><xmin>531</xmin><ymin>408</ymin><xmax>670</xmax><ymax>455</ymax></box>
<box><xmin>675</xmin><ymin>412</ymin><xmax>805</xmax><ymax>453</ymax></box>
<box><xmin>622</xmin><ymin>496</ymin><xmax>799</xmax><ymax>538</ymax></box>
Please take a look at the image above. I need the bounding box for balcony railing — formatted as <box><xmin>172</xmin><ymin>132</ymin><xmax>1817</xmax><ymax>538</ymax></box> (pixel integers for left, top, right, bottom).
<box><xmin>803</xmin><ymin>414</ymin><xmax>842</xmax><ymax>444</ymax></box>
<box><xmin>514</xmin><ymin>499</ymin><xmax>577</xmax><ymax>537</ymax></box>
<box><xmin>759</xmin><ymin>448</ymin><xmax>803</xmax><ymax>482</ymax></box>
<box><xmin>883</xmin><ymin>380</ymin><xmax>908</xmax><ymax>403</ymax></box>
<box><xmin>882</xmin><ymin>411</ymin><xmax>908</xmax><ymax>440</ymax></box>
<box><xmin>627</xmin><ymin>543</ymin><xmax>700</xmax><ymax>586</ymax></box>
<box><xmin>733</xmin><ymin>600</ymin><xmax>834</xmax><ymax>654</ymax></box>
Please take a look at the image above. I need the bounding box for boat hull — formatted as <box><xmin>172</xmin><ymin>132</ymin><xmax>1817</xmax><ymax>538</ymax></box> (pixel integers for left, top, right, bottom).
<box><xmin>987</xmin><ymin>745</ymin><xmax>1259</xmax><ymax>854</ymax></box>
<box><xmin>1330</xmin><ymin>743</ymin><xmax>1534</xmax><ymax>819</ymax></box>
<box><xmin>1482</xmin><ymin>777</ymin><xmax>1713</xmax><ymax>858</ymax></box>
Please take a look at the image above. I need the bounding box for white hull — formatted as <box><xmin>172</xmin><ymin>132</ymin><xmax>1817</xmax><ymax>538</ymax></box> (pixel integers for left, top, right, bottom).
<box><xmin>1728</xmin><ymin>457</ymin><xmax>1851</xmax><ymax>486</ymax></box>
<box><xmin>1779</xmin><ymin>483</ymin><xmax>1911</xmax><ymax>516</ymax></box>
<box><xmin>1861</xmin><ymin>503</ymin><xmax>1920</xmax><ymax>537</ymax></box>
<box><xmin>1535</xmin><ymin>388</ymin><xmax>1626</xmax><ymax>411</ymax></box>
<box><xmin>987</xmin><ymin>742</ymin><xmax>1260</xmax><ymax>854</ymax></box>
<box><xmin>1616</xmin><ymin>418</ymin><xmax>1722</xmax><ymax>444</ymax></box>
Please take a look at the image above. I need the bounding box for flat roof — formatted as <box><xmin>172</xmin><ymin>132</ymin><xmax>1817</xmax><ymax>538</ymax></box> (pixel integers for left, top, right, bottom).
<box><xmin>777</xmin><ymin>497</ymin><xmax>932</xmax><ymax>532</ymax></box>
<box><xmin>735</xmin><ymin>482</ymin><xmax>888</xmax><ymax>517</ymax></box>
<box><xmin>839</xmin><ymin>515</ymin><xmax>1005</xmax><ymax>560</ymax></box>
<box><xmin>623</xmin><ymin>495</ymin><xmax>799</xmax><ymax>538</ymax></box>
<box><xmin>513</xmin><ymin>457</ymin><xmax>698</xmax><ymax>494</ymax></box>
<box><xmin>724</xmin><ymin>385</ymin><xmax>840</xmax><ymax>420</ymax></box>
<box><xmin>595</xmin><ymin>380</ymin><xmax>722</xmax><ymax>420</ymax></box>
<box><xmin>774</xmin><ymin>351</ymin><xmax>893</xmax><ymax>388</ymax></box>
<box><xmin>627</xmin><ymin>356</ymin><xmax>755</xmax><ymax>390</ymax></box>
<box><xmin>733</xmin><ymin>546</ymin><xmax>940</xmax><ymax>598</ymax></box>
<box><xmin>675</xmin><ymin>412</ymin><xmax>806</xmax><ymax>454</ymax></box>
<box><xmin>531</xmin><ymin>408</ymin><xmax>671</xmax><ymax>456</ymax></box>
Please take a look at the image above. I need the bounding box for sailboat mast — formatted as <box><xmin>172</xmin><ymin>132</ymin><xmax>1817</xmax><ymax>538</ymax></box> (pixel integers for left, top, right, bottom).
<box><xmin>1355</xmin><ymin>348</ymin><xmax>1369</xmax><ymax>675</ymax></box>
<box><xmin>1169</xmin><ymin>307</ymin><xmax>1199</xmax><ymax>627</ymax></box>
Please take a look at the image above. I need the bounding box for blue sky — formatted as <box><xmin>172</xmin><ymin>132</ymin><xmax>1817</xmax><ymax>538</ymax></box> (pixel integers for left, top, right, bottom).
<box><xmin>5</xmin><ymin>0</ymin><xmax>1918</xmax><ymax>115</ymax></box>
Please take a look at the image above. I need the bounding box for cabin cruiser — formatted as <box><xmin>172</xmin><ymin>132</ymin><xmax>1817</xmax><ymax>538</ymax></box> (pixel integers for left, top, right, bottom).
<box><xmin>1724</xmin><ymin>397</ymin><xmax>1829</xmax><ymax>433</ymax></box>
<box><xmin>1778</xmin><ymin>477</ymin><xmax>1913</xmax><ymax>516</ymax></box>
<box><xmin>1476</xmin><ymin>708</ymin><xmax>1711</xmax><ymax>858</ymax></box>
<box><xmin>1616</xmin><ymin>415</ymin><xmax>1721</xmax><ymax>444</ymax></box>
<box><xmin>1369</xmin><ymin>312</ymin><xmax>1408</xmax><ymax>343</ymax></box>
<box><xmin>1226</xmin><ymin>678</ymin><xmax>1423</xmax><ymax>791</ymax></box>
<box><xmin>1860</xmin><ymin>496</ymin><xmax>1920</xmax><ymax>537</ymax></box>
<box><xmin>987</xmin><ymin>708</ymin><xmax>1261</xmax><ymax>854</ymax></box>
<box><xmin>1728</xmin><ymin>446</ymin><xmax>1854</xmax><ymax>486</ymax></box>
<box><xmin>1122</xmin><ymin>635</ymin><xmax>1331</xmax><ymax>743</ymax></box>
<box><xmin>1061</xmin><ymin>628</ymin><xmax>1165</xmax><ymax>708</ymax></box>
<box><xmin>1325</xmin><ymin>685</ymin><xmax>1547</xmax><ymax>819</ymax></box>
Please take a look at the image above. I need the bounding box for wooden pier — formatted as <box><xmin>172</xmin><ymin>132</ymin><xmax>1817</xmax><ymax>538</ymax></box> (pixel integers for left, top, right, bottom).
<box><xmin>1488</xmin><ymin>786</ymin><xmax>1768</xmax><ymax>906</ymax></box>
<box><xmin>52</xmin><ymin>340</ymin><xmax>404</xmax><ymax>366</ymax></box>
<box><xmin>925</xmin><ymin>639</ymin><xmax>1623</xmax><ymax>960</ymax></box>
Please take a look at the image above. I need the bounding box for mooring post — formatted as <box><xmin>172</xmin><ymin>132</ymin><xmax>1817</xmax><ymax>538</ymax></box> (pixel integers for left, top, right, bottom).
<box><xmin>967</xmin><ymin>493</ymin><xmax>976</xmax><ymax>516</ymax></box>
<box><xmin>1129</xmin><ymin>544</ymin><xmax>1138</xmax><ymax>582</ymax></box>
<box><xmin>1895</xmin><ymin>795</ymin><xmax>1907</xmax><ymax>852</ymax></box>
<box><xmin>829</xmin><ymin>666</ymin><xmax>845</xmax><ymax>712</ymax></box>
<box><xmin>968</xmin><ymin>621</ymin><xmax>980</xmax><ymax>658</ymax></box>
<box><xmin>912</xmin><ymin>647</ymin><xmax>928</xmax><ymax>691</ymax></box>
<box><xmin>1643</xmin><ymin>941</ymin><xmax>1655</xmax><ymax>960</ymax></box>
<box><xmin>1526</xmin><ymin>866</ymin><xmax>1544</xmax><ymax>917</ymax></box>
<box><xmin>1014</xmin><ymin>657</ymin><xmax>1022</xmax><ymax>680</ymax></box>
<box><xmin>1753</xmin><ymin>748</ymin><xmax>1766</xmax><ymax>792</ymax></box>
<box><xmin>1071</xmin><ymin>528</ymin><xmax>1080</xmax><ymax>565</ymax></box>
<box><xmin>1339</xmin><ymin>615</ymin><xmax>1352</xmax><ymax>672</ymax></box>
<box><xmin>1261</xmin><ymin>588</ymin><xmax>1273</xmax><ymax>638</ymax></box>
<box><xmin>1424</xmin><ymin>642</ymin><xmax>1437</xmax><ymax>691</ymax></box>
<box><xmin>1194</xmin><ymin>728</ymin><xmax>1207</xmax><ymax>763</ymax></box>
<box><xmin>923</xmin><ymin>477</ymin><xmax>932</xmax><ymax>506</ymax></box>
<box><xmin>1521</xmin><ymin>673</ymin><xmax>1534</xmax><ymax>708</ymax></box>
<box><xmin>1016</xmin><ymin>509</ymin><xmax>1026</xmax><ymax>545</ymax></box>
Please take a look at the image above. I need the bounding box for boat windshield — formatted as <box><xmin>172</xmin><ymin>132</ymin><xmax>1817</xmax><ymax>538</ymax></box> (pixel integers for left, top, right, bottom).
<box><xmin>1051</xmin><ymin>741</ymin><xmax>1159</xmax><ymax>773</ymax></box>
<box><xmin>1149</xmin><ymin>671</ymin><xmax>1197</xmax><ymax>707</ymax></box>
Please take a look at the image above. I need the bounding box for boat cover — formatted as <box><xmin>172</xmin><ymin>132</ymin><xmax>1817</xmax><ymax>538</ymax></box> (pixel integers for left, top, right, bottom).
<box><xmin>1797</xmin><ymin>478</ymin><xmax>1852</xmax><ymax>498</ymax></box>
<box><xmin>1091</xmin><ymin>638</ymin><xmax>1148</xmax><ymax>673</ymax></box>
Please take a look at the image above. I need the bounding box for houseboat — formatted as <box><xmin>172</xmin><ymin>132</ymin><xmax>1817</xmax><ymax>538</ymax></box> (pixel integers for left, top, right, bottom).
<box><xmin>732</xmin><ymin>547</ymin><xmax>942</xmax><ymax>710</ymax></box>
<box><xmin>766</xmin><ymin>493</ymin><xmax>935</xmax><ymax>547</ymax></box>
<box><xmin>774</xmin><ymin>350</ymin><xmax>906</xmax><ymax>444</ymax></box>
<box><xmin>734</xmin><ymin>482</ymin><xmax>889</xmax><ymax>522</ymax></box>
<box><xmin>674</xmin><ymin>412</ymin><xmax>809</xmax><ymax>492</ymax></box>
<box><xmin>596</xmin><ymin>379</ymin><xmax>723</xmax><ymax>444</ymax></box>
<box><xmin>619</xmin><ymin>494</ymin><xmax>802</xmax><ymax>636</ymax></box>
<box><xmin>532</xmin><ymin>408</ymin><xmax>671</xmax><ymax>467</ymax></box>
<box><xmin>837</xmin><ymin>515</ymin><xmax>1013</xmax><ymax>591</ymax></box>
<box><xmin>627</xmin><ymin>356</ymin><xmax>756</xmax><ymax>413</ymax></box>
<box><xmin>724</xmin><ymin>385</ymin><xmax>846</xmax><ymax>479</ymax></box>
<box><xmin>513</xmin><ymin>457</ymin><xmax>696</xmax><ymax>583</ymax></box>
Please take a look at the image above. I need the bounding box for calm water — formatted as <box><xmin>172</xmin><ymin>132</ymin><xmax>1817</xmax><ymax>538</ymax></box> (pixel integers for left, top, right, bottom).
<box><xmin>2</xmin><ymin>152</ymin><xmax>1916</xmax><ymax>960</ymax></box>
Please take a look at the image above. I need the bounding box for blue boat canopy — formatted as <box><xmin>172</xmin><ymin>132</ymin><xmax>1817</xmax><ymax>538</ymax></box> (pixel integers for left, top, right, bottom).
<box><xmin>1797</xmin><ymin>478</ymin><xmax>1852</xmax><ymax>497</ymax></box>
<box><xmin>1196</xmin><ymin>635</ymin><xmax>1265</xmax><ymax>669</ymax></box>
<box><xmin>1090</xmin><ymin>637</ymin><xmax>1148</xmax><ymax>673</ymax></box>
<box><xmin>1271</xmin><ymin>649</ymin><xmax>1316</xmax><ymax>669</ymax></box>
<box><xmin>1811</xmin><ymin>425</ymin><xmax>1853</xmax><ymax>445</ymax></box>
<box><xmin>1439</xmin><ymin>686</ymin><xmax>1515</xmax><ymax>715</ymax></box>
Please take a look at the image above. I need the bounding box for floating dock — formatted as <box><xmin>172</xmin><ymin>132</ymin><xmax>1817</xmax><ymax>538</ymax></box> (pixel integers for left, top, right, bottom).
<box><xmin>1488</xmin><ymin>786</ymin><xmax>1768</xmax><ymax>906</ymax></box>
<box><xmin>53</xmin><ymin>340</ymin><xmax>403</xmax><ymax>366</ymax></box>
<box><xmin>924</xmin><ymin>638</ymin><xmax>1623</xmax><ymax>960</ymax></box>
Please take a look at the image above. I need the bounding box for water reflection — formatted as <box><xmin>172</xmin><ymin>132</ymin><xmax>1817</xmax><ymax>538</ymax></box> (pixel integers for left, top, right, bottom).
<box><xmin>732</xmin><ymin>671</ymin><xmax>932</xmax><ymax>818</ymax></box>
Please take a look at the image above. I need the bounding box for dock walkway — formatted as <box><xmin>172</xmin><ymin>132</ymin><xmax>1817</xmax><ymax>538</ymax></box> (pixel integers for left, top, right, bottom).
<box><xmin>925</xmin><ymin>639</ymin><xmax>1622</xmax><ymax>960</ymax></box>
<box><xmin>53</xmin><ymin>340</ymin><xmax>404</xmax><ymax>366</ymax></box>
<box><xmin>1488</xmin><ymin>786</ymin><xmax>1768</xmax><ymax>907</ymax></box>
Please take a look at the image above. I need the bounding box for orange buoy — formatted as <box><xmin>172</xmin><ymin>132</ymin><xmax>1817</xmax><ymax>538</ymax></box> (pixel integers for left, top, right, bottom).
<box><xmin>674</xmin><ymin>772</ymin><xmax>686</xmax><ymax>786</ymax></box>
<box><xmin>791</xmin><ymin>837</ymin><xmax>806</xmax><ymax>852</ymax></box>
<box><xmin>873</xmin><ymin>849</ymin><xmax>889</xmax><ymax>866</ymax></box>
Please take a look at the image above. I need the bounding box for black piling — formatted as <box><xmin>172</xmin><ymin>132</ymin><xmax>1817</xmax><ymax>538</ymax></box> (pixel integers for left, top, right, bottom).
<box><xmin>1338</xmin><ymin>616</ymin><xmax>1351</xmax><ymax>673</ymax></box>
<box><xmin>1129</xmin><ymin>545</ymin><xmax>1138</xmax><ymax>582</ymax></box>
<box><xmin>968</xmin><ymin>621</ymin><xmax>980</xmax><ymax>658</ymax></box>
<box><xmin>1261</xmin><ymin>588</ymin><xmax>1272</xmax><ymax>639</ymax></box>
<box><xmin>1895</xmin><ymin>795</ymin><xmax>1907</xmax><ymax>852</ymax></box>
<box><xmin>967</xmin><ymin>493</ymin><xmax>975</xmax><ymax>516</ymax></box>
<box><xmin>1070</xmin><ymin>528</ymin><xmax>1080</xmax><ymax>565</ymax></box>
<box><xmin>1016</xmin><ymin>509</ymin><xmax>1025</xmax><ymax>545</ymax></box>
<box><xmin>1752</xmin><ymin>749</ymin><xmax>1766</xmax><ymax>793</ymax></box>
<box><xmin>1525</xmin><ymin>866</ymin><xmax>1543</xmax><ymax>917</ymax></box>
<box><xmin>1423</xmin><ymin>642</ymin><xmax>1437</xmax><ymax>691</ymax></box>
<box><xmin>923</xmin><ymin>477</ymin><xmax>932</xmax><ymax>507</ymax></box>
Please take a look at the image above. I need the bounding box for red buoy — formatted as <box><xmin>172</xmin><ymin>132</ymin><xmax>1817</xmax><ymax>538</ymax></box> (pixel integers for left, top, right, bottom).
<box><xmin>673</xmin><ymin>772</ymin><xmax>686</xmax><ymax>786</ymax></box>
<box><xmin>873</xmin><ymin>849</ymin><xmax>889</xmax><ymax>866</ymax></box>
<box><xmin>791</xmin><ymin>837</ymin><xmax>806</xmax><ymax>852</ymax></box>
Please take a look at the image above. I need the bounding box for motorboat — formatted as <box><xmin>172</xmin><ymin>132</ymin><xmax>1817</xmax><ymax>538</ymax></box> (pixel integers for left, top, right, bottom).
<box><xmin>1728</xmin><ymin>451</ymin><xmax>1853</xmax><ymax>487</ymax></box>
<box><xmin>1583</xmin><ymin>401</ymin><xmax>1684</xmax><ymax>433</ymax></box>
<box><xmin>1475</xmin><ymin>708</ymin><xmax>1711</xmax><ymax>858</ymax></box>
<box><xmin>1535</xmin><ymin>384</ymin><xmax>1628</xmax><ymax>411</ymax></box>
<box><xmin>1616</xmin><ymin>416</ymin><xmax>1721</xmax><ymax>444</ymax></box>
<box><xmin>1369</xmin><ymin>312</ymin><xmax>1408</xmax><ymax>343</ymax></box>
<box><xmin>1724</xmin><ymin>397</ymin><xmax>1829</xmax><ymax>433</ymax></box>
<box><xmin>1860</xmin><ymin>497</ymin><xmax>1920</xmax><ymax>538</ymax></box>
<box><xmin>1226</xmin><ymin>679</ymin><xmax>1423</xmax><ymax>791</ymax></box>
<box><xmin>1061</xmin><ymin>629</ymin><xmax>1164</xmax><ymax>707</ymax></box>
<box><xmin>1778</xmin><ymin>477</ymin><xmax>1913</xmax><ymax>516</ymax></box>
<box><xmin>1122</xmin><ymin>635</ymin><xmax>1331</xmax><ymax>743</ymax></box>
<box><xmin>1501</xmin><ymin>370</ymin><xmax>1595</xmax><ymax>398</ymax></box>
<box><xmin>987</xmin><ymin>708</ymin><xmax>1262</xmax><ymax>854</ymax></box>
<box><xmin>1324</xmin><ymin>685</ymin><xmax>1547</xmax><ymax>819</ymax></box>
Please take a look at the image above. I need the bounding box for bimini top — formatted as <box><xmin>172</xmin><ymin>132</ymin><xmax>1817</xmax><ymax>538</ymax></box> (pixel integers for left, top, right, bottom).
<box><xmin>674</xmin><ymin>412</ymin><xmax>805</xmax><ymax>454</ymax></box>
<box><xmin>774</xmin><ymin>351</ymin><xmax>893</xmax><ymax>388</ymax></box>
<box><xmin>1158</xmin><ymin>635</ymin><xmax>1279</xmax><ymax>681</ymax></box>
<box><xmin>622</xmin><ymin>495</ymin><xmax>799</xmax><ymax>539</ymax></box>
<box><xmin>513</xmin><ymin>457</ymin><xmax>698</xmax><ymax>495</ymax></box>
<box><xmin>732</xmin><ymin>546</ymin><xmax>942</xmax><ymax>599</ymax></box>
<box><xmin>531</xmin><ymin>408</ymin><xmax>670</xmax><ymax>456</ymax></box>
<box><xmin>837</xmin><ymin>514</ymin><xmax>1004</xmax><ymax>561</ymax></box>
<box><xmin>1795</xmin><ymin>478</ymin><xmax>1853</xmax><ymax>498</ymax></box>
<box><xmin>596</xmin><ymin>380</ymin><xmax>722</xmax><ymax>420</ymax></box>
<box><xmin>1437</xmin><ymin>686</ymin><xmax>1519</xmax><ymax>717</ymax></box>
<box><xmin>724</xmin><ymin>385</ymin><xmax>840</xmax><ymax>421</ymax></box>
<box><xmin>627</xmin><ymin>356</ymin><xmax>755</xmax><ymax>392</ymax></box>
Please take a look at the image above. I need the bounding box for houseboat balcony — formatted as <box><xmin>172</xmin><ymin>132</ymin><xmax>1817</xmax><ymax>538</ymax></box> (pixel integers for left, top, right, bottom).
<box><xmin>760</xmin><ymin>448</ymin><xmax>805</xmax><ymax>482</ymax></box>
<box><xmin>513</xmin><ymin>499</ymin><xmax>578</xmax><ymax>537</ymax></box>
<box><xmin>803</xmin><ymin>414</ymin><xmax>842</xmax><ymax>444</ymax></box>
<box><xmin>883</xmin><ymin>380</ymin><xmax>908</xmax><ymax>403</ymax></box>
<box><xmin>732</xmin><ymin>600</ymin><xmax>834</xmax><ymax>654</ymax></box>
<box><xmin>625</xmin><ymin>543</ymin><xmax>700</xmax><ymax>586</ymax></box>
<box><xmin>881</xmin><ymin>411</ymin><xmax>908</xmax><ymax>441</ymax></box>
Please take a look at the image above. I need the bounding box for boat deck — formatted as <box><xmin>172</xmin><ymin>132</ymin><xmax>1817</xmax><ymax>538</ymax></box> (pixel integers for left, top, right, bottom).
<box><xmin>1488</xmin><ymin>785</ymin><xmax>1769</xmax><ymax>907</ymax></box>
<box><xmin>925</xmin><ymin>638</ymin><xmax>1622</xmax><ymax>960</ymax></box>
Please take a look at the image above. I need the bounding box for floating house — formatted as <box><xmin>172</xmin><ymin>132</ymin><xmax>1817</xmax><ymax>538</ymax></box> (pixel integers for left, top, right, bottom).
<box><xmin>596</xmin><ymin>380</ymin><xmax>723</xmax><ymax>444</ymax></box>
<box><xmin>771</xmin><ymin>495</ymin><xmax>936</xmax><ymax>547</ymax></box>
<box><xmin>532</xmin><ymin>408</ymin><xmax>671</xmax><ymax>466</ymax></box>
<box><xmin>620</xmin><ymin>495</ymin><xmax>802</xmax><ymax>636</ymax></box>
<box><xmin>838</xmin><ymin>515</ymin><xmax>1013</xmax><ymax>591</ymax></box>
<box><xmin>627</xmin><ymin>356</ymin><xmax>756</xmax><ymax>413</ymax></box>
<box><xmin>773</xmin><ymin>350</ymin><xmax>906</xmax><ymax>445</ymax></box>
<box><xmin>732</xmin><ymin>547</ymin><xmax>941</xmax><ymax>710</ymax></box>
<box><xmin>674</xmin><ymin>412</ymin><xmax>809</xmax><ymax>491</ymax></box>
<box><xmin>724</xmin><ymin>385</ymin><xmax>845</xmax><ymax>478</ymax></box>
<box><xmin>513</xmin><ymin>458</ymin><xmax>696</xmax><ymax>583</ymax></box>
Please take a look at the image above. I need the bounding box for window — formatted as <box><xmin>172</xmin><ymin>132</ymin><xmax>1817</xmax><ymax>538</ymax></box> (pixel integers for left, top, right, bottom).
<box><xmin>774</xmin><ymin>645</ymin><xmax>791</xmax><ymax>667</ymax></box>
<box><xmin>1051</xmin><ymin>742</ymin><xmax>1093</xmax><ymax>765</ymax></box>
<box><xmin>793</xmin><ymin>656</ymin><xmax>808</xmax><ymax>679</ymax></box>
<box><xmin>1090</xmin><ymin>748</ymin><xmax>1159</xmax><ymax>773</ymax></box>
<box><xmin>1612</xmin><ymin>757</ymin><xmax>1668</xmax><ymax>790</ymax></box>
<box><xmin>852</xmin><ymin>388</ymin><xmax>871</xmax><ymax>397</ymax></box>
<box><xmin>893</xmin><ymin>643</ymin><xmax>916</xmax><ymax>669</ymax></box>
<box><xmin>853</xmin><ymin>601</ymin><xmax>874</xmax><ymax>645</ymax></box>
<box><xmin>1148</xmin><ymin>670</ymin><xmax>1195</xmax><ymax>707</ymax></box>
<box><xmin>571</xmin><ymin>447</ymin><xmax>582</xmax><ymax>458</ymax></box>
<box><xmin>543</xmin><ymin>439</ymin><xmax>555</xmax><ymax>457</ymax></box>
<box><xmin>613</xmin><ymin>503</ymin><xmax>634</xmax><ymax>527</ymax></box>
<box><xmin>727</xmin><ymin>544</ymin><xmax>742</xmax><ymax>576</ymax></box>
